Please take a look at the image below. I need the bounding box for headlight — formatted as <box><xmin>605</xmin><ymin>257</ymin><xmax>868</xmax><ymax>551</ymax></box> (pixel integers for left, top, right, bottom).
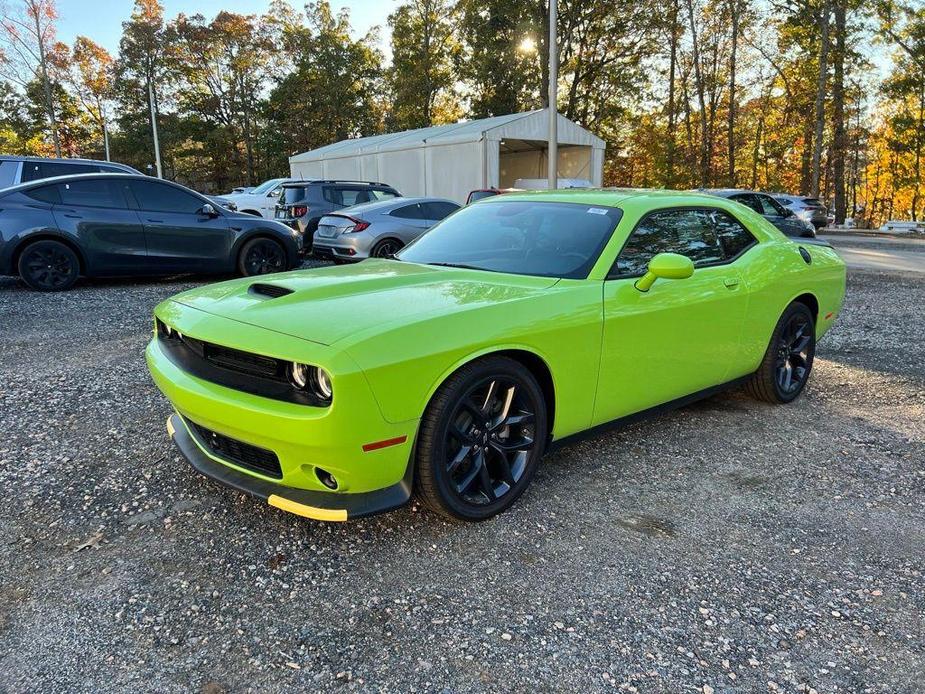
<box><xmin>289</xmin><ymin>362</ymin><xmax>333</xmax><ymax>403</ymax></box>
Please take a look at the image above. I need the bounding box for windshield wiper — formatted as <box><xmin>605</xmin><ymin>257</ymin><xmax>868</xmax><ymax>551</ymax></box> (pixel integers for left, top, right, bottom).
<box><xmin>426</xmin><ymin>262</ymin><xmax>484</xmax><ymax>270</ymax></box>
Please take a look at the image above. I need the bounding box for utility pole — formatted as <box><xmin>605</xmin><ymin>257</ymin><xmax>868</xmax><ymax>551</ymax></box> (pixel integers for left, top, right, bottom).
<box><xmin>547</xmin><ymin>0</ymin><xmax>557</xmax><ymax>190</ymax></box>
<box><xmin>103</xmin><ymin>120</ymin><xmax>110</xmax><ymax>161</ymax></box>
<box><xmin>148</xmin><ymin>79</ymin><xmax>163</xmax><ymax>178</ymax></box>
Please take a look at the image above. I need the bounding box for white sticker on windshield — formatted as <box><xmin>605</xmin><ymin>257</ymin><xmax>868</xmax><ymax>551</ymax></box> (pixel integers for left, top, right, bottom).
<box><xmin>587</xmin><ymin>207</ymin><xmax>608</xmax><ymax>215</ymax></box>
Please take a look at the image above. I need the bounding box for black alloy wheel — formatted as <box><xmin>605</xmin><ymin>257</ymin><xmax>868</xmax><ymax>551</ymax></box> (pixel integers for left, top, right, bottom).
<box><xmin>746</xmin><ymin>301</ymin><xmax>816</xmax><ymax>404</ymax></box>
<box><xmin>18</xmin><ymin>240</ymin><xmax>80</xmax><ymax>291</ymax></box>
<box><xmin>239</xmin><ymin>238</ymin><xmax>286</xmax><ymax>276</ymax></box>
<box><xmin>415</xmin><ymin>356</ymin><xmax>547</xmax><ymax>520</ymax></box>
<box><xmin>371</xmin><ymin>238</ymin><xmax>403</xmax><ymax>258</ymax></box>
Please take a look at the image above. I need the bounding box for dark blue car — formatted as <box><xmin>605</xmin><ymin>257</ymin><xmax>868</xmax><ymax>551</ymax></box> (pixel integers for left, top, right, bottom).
<box><xmin>0</xmin><ymin>174</ymin><xmax>303</xmax><ymax>291</ymax></box>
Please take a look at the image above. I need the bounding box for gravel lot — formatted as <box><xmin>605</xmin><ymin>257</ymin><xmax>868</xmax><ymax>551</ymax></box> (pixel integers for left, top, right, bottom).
<box><xmin>1</xmin><ymin>251</ymin><xmax>923</xmax><ymax>693</ymax></box>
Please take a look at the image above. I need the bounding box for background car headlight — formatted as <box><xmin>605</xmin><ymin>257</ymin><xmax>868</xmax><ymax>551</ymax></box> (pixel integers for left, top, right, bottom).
<box><xmin>289</xmin><ymin>362</ymin><xmax>333</xmax><ymax>402</ymax></box>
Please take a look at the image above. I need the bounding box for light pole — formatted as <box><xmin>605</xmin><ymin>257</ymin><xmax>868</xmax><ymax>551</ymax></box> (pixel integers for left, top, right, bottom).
<box><xmin>548</xmin><ymin>0</ymin><xmax>557</xmax><ymax>190</ymax></box>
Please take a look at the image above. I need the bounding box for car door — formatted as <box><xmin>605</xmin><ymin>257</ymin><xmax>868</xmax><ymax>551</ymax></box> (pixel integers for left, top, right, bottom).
<box><xmin>593</xmin><ymin>207</ymin><xmax>753</xmax><ymax>426</ymax></box>
<box><xmin>127</xmin><ymin>179</ymin><xmax>233</xmax><ymax>272</ymax></box>
<box><xmin>50</xmin><ymin>177</ymin><xmax>148</xmax><ymax>273</ymax></box>
<box><xmin>259</xmin><ymin>182</ymin><xmax>283</xmax><ymax>218</ymax></box>
<box><xmin>387</xmin><ymin>202</ymin><xmax>431</xmax><ymax>243</ymax></box>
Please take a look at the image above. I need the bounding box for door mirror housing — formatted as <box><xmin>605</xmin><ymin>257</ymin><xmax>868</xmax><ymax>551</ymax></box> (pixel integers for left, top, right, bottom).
<box><xmin>199</xmin><ymin>203</ymin><xmax>218</xmax><ymax>218</ymax></box>
<box><xmin>635</xmin><ymin>252</ymin><xmax>694</xmax><ymax>292</ymax></box>
<box><xmin>267</xmin><ymin>189</ymin><xmax>280</xmax><ymax>198</ymax></box>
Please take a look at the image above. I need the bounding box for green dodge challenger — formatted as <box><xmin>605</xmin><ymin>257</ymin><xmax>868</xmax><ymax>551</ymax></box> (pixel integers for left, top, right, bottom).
<box><xmin>146</xmin><ymin>189</ymin><xmax>846</xmax><ymax>522</ymax></box>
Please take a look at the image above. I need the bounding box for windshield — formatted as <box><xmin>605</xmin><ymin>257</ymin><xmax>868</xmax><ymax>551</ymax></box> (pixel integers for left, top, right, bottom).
<box><xmin>397</xmin><ymin>200</ymin><xmax>623</xmax><ymax>279</ymax></box>
<box><xmin>252</xmin><ymin>178</ymin><xmax>284</xmax><ymax>195</ymax></box>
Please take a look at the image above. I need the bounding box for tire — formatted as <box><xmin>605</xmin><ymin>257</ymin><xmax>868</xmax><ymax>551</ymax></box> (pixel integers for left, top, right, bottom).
<box><xmin>414</xmin><ymin>356</ymin><xmax>548</xmax><ymax>521</ymax></box>
<box><xmin>371</xmin><ymin>238</ymin><xmax>404</xmax><ymax>258</ymax></box>
<box><xmin>237</xmin><ymin>237</ymin><xmax>287</xmax><ymax>277</ymax></box>
<box><xmin>746</xmin><ymin>301</ymin><xmax>816</xmax><ymax>404</ymax></box>
<box><xmin>17</xmin><ymin>239</ymin><xmax>80</xmax><ymax>291</ymax></box>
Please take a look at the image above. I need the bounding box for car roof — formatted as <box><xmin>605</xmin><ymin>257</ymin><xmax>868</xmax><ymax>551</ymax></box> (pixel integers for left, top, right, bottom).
<box><xmin>0</xmin><ymin>155</ymin><xmax>140</xmax><ymax>171</ymax></box>
<box><xmin>696</xmin><ymin>188</ymin><xmax>768</xmax><ymax>197</ymax></box>
<box><xmin>282</xmin><ymin>179</ymin><xmax>393</xmax><ymax>188</ymax></box>
<box><xmin>479</xmin><ymin>187</ymin><xmax>736</xmax><ymax>208</ymax></box>
<box><xmin>323</xmin><ymin>197</ymin><xmax>458</xmax><ymax>216</ymax></box>
<box><xmin>0</xmin><ymin>173</ymin><xmax>205</xmax><ymax>198</ymax></box>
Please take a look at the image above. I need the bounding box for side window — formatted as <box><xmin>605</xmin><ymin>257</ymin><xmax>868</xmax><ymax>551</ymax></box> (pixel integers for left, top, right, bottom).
<box><xmin>730</xmin><ymin>194</ymin><xmax>762</xmax><ymax>214</ymax></box>
<box><xmin>757</xmin><ymin>195</ymin><xmax>786</xmax><ymax>217</ymax></box>
<box><xmin>711</xmin><ymin>209</ymin><xmax>757</xmax><ymax>259</ymax></box>
<box><xmin>611</xmin><ymin>209</ymin><xmax>726</xmax><ymax>277</ymax></box>
<box><xmin>57</xmin><ymin>179</ymin><xmax>128</xmax><ymax>209</ymax></box>
<box><xmin>390</xmin><ymin>203</ymin><xmax>424</xmax><ymax>220</ymax></box>
<box><xmin>24</xmin><ymin>185</ymin><xmax>61</xmax><ymax>204</ymax></box>
<box><xmin>129</xmin><ymin>180</ymin><xmax>204</xmax><ymax>213</ymax></box>
<box><xmin>0</xmin><ymin>160</ymin><xmax>19</xmax><ymax>187</ymax></box>
<box><xmin>21</xmin><ymin>161</ymin><xmax>97</xmax><ymax>182</ymax></box>
<box><xmin>422</xmin><ymin>201</ymin><xmax>459</xmax><ymax>220</ymax></box>
<box><xmin>370</xmin><ymin>188</ymin><xmax>398</xmax><ymax>201</ymax></box>
<box><xmin>322</xmin><ymin>186</ymin><xmax>341</xmax><ymax>205</ymax></box>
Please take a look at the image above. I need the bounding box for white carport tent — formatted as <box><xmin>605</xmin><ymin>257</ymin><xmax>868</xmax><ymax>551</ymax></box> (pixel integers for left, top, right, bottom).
<box><xmin>288</xmin><ymin>109</ymin><xmax>605</xmax><ymax>204</ymax></box>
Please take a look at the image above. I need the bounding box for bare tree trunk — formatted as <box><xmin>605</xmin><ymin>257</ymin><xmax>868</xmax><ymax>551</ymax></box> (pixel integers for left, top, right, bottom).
<box><xmin>811</xmin><ymin>0</ymin><xmax>832</xmax><ymax>197</ymax></box>
<box><xmin>800</xmin><ymin>112</ymin><xmax>813</xmax><ymax>194</ymax></box>
<box><xmin>831</xmin><ymin>0</ymin><xmax>846</xmax><ymax>223</ymax></box>
<box><xmin>685</xmin><ymin>0</ymin><xmax>709</xmax><ymax>187</ymax></box>
<box><xmin>727</xmin><ymin>0</ymin><xmax>739</xmax><ymax>186</ymax></box>
<box><xmin>666</xmin><ymin>0</ymin><xmax>679</xmax><ymax>188</ymax></box>
<box><xmin>33</xmin><ymin>6</ymin><xmax>60</xmax><ymax>157</ymax></box>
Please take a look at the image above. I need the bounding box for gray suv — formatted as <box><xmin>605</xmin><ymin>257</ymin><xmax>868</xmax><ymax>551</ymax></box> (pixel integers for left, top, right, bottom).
<box><xmin>772</xmin><ymin>194</ymin><xmax>829</xmax><ymax>230</ymax></box>
<box><xmin>274</xmin><ymin>180</ymin><xmax>401</xmax><ymax>250</ymax></box>
<box><xmin>0</xmin><ymin>155</ymin><xmax>141</xmax><ymax>189</ymax></box>
<box><xmin>700</xmin><ymin>188</ymin><xmax>816</xmax><ymax>238</ymax></box>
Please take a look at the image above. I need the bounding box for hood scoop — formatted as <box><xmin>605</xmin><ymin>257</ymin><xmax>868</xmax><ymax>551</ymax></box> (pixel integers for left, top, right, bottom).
<box><xmin>248</xmin><ymin>282</ymin><xmax>294</xmax><ymax>299</ymax></box>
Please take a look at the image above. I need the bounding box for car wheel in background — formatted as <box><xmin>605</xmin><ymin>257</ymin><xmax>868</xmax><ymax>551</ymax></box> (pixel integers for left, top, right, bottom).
<box><xmin>238</xmin><ymin>237</ymin><xmax>287</xmax><ymax>276</ymax></box>
<box><xmin>746</xmin><ymin>301</ymin><xmax>816</xmax><ymax>404</ymax></box>
<box><xmin>371</xmin><ymin>238</ymin><xmax>403</xmax><ymax>258</ymax></box>
<box><xmin>414</xmin><ymin>356</ymin><xmax>547</xmax><ymax>521</ymax></box>
<box><xmin>17</xmin><ymin>239</ymin><xmax>80</xmax><ymax>291</ymax></box>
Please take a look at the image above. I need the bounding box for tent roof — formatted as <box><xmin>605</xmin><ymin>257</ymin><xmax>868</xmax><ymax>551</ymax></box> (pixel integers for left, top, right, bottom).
<box><xmin>290</xmin><ymin>109</ymin><xmax>604</xmax><ymax>164</ymax></box>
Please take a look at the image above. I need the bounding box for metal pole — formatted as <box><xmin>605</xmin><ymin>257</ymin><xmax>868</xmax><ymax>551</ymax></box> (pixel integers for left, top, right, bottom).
<box><xmin>547</xmin><ymin>0</ymin><xmax>558</xmax><ymax>190</ymax></box>
<box><xmin>103</xmin><ymin>119</ymin><xmax>110</xmax><ymax>161</ymax></box>
<box><xmin>148</xmin><ymin>79</ymin><xmax>163</xmax><ymax>178</ymax></box>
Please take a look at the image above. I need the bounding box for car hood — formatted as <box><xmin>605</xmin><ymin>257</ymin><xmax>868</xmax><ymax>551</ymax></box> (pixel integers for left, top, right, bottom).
<box><xmin>169</xmin><ymin>259</ymin><xmax>559</xmax><ymax>346</ymax></box>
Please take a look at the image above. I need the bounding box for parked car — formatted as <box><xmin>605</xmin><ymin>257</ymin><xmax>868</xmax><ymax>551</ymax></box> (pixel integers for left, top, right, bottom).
<box><xmin>514</xmin><ymin>177</ymin><xmax>592</xmax><ymax>190</ymax></box>
<box><xmin>208</xmin><ymin>195</ymin><xmax>238</xmax><ymax>211</ymax></box>
<box><xmin>701</xmin><ymin>189</ymin><xmax>816</xmax><ymax>238</ymax></box>
<box><xmin>773</xmin><ymin>194</ymin><xmax>829</xmax><ymax>230</ymax></box>
<box><xmin>222</xmin><ymin>177</ymin><xmax>291</xmax><ymax>219</ymax></box>
<box><xmin>147</xmin><ymin>189</ymin><xmax>846</xmax><ymax>522</ymax></box>
<box><xmin>0</xmin><ymin>174</ymin><xmax>303</xmax><ymax>291</ymax></box>
<box><xmin>313</xmin><ymin>197</ymin><xmax>460</xmax><ymax>261</ymax></box>
<box><xmin>274</xmin><ymin>180</ymin><xmax>401</xmax><ymax>249</ymax></box>
<box><xmin>466</xmin><ymin>188</ymin><xmax>519</xmax><ymax>204</ymax></box>
<box><xmin>0</xmin><ymin>155</ymin><xmax>141</xmax><ymax>189</ymax></box>
<box><xmin>230</xmin><ymin>186</ymin><xmax>254</xmax><ymax>194</ymax></box>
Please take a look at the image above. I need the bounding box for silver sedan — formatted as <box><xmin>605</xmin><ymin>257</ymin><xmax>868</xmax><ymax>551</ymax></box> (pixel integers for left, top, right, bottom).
<box><xmin>312</xmin><ymin>197</ymin><xmax>460</xmax><ymax>261</ymax></box>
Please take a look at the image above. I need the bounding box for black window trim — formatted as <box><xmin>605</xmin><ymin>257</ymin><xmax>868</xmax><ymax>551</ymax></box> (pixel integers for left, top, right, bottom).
<box><xmin>606</xmin><ymin>204</ymin><xmax>759</xmax><ymax>281</ymax></box>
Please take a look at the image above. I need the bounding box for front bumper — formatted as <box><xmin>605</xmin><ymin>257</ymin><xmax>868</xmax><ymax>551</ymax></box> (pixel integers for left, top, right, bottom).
<box><xmin>167</xmin><ymin>414</ymin><xmax>413</xmax><ymax>520</ymax></box>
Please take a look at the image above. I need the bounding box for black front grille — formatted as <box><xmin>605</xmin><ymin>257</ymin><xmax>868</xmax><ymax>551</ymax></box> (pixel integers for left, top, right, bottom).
<box><xmin>203</xmin><ymin>343</ymin><xmax>283</xmax><ymax>379</ymax></box>
<box><xmin>188</xmin><ymin>420</ymin><xmax>282</xmax><ymax>479</ymax></box>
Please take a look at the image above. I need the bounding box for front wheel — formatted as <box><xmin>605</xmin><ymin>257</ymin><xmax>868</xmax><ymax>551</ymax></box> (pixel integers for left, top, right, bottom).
<box><xmin>746</xmin><ymin>302</ymin><xmax>816</xmax><ymax>403</ymax></box>
<box><xmin>238</xmin><ymin>237</ymin><xmax>287</xmax><ymax>276</ymax></box>
<box><xmin>18</xmin><ymin>239</ymin><xmax>80</xmax><ymax>291</ymax></box>
<box><xmin>414</xmin><ymin>356</ymin><xmax>547</xmax><ymax>521</ymax></box>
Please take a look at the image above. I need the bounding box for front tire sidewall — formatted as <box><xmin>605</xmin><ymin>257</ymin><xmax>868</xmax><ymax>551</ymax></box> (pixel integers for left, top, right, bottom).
<box><xmin>417</xmin><ymin>358</ymin><xmax>547</xmax><ymax>521</ymax></box>
<box><xmin>237</xmin><ymin>237</ymin><xmax>287</xmax><ymax>277</ymax></box>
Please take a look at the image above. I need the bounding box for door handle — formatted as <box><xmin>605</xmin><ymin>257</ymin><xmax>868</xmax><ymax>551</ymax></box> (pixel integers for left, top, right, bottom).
<box><xmin>146</xmin><ymin>218</ymin><xmax>164</xmax><ymax>223</ymax></box>
<box><xmin>723</xmin><ymin>277</ymin><xmax>740</xmax><ymax>288</ymax></box>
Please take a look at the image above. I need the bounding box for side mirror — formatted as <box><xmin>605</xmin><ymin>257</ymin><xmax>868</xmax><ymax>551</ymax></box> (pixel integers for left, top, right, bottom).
<box><xmin>267</xmin><ymin>190</ymin><xmax>280</xmax><ymax>198</ymax></box>
<box><xmin>635</xmin><ymin>252</ymin><xmax>694</xmax><ymax>292</ymax></box>
<box><xmin>199</xmin><ymin>203</ymin><xmax>218</xmax><ymax>218</ymax></box>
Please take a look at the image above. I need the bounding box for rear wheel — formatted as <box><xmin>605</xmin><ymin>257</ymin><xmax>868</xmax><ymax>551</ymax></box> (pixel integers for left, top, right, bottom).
<box><xmin>371</xmin><ymin>238</ymin><xmax>403</xmax><ymax>258</ymax></box>
<box><xmin>17</xmin><ymin>239</ymin><xmax>80</xmax><ymax>291</ymax></box>
<box><xmin>238</xmin><ymin>237</ymin><xmax>287</xmax><ymax>276</ymax></box>
<box><xmin>415</xmin><ymin>356</ymin><xmax>547</xmax><ymax>521</ymax></box>
<box><xmin>746</xmin><ymin>302</ymin><xmax>816</xmax><ymax>403</ymax></box>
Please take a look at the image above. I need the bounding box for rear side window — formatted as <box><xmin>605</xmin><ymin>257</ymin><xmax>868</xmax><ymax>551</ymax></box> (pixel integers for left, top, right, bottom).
<box><xmin>390</xmin><ymin>203</ymin><xmax>424</xmax><ymax>220</ymax></box>
<box><xmin>730</xmin><ymin>193</ymin><xmax>762</xmax><ymax>214</ymax></box>
<box><xmin>128</xmin><ymin>180</ymin><xmax>204</xmax><ymax>213</ymax></box>
<box><xmin>58</xmin><ymin>179</ymin><xmax>128</xmax><ymax>209</ymax></box>
<box><xmin>0</xmin><ymin>160</ymin><xmax>19</xmax><ymax>187</ymax></box>
<box><xmin>467</xmin><ymin>190</ymin><xmax>498</xmax><ymax>204</ymax></box>
<box><xmin>612</xmin><ymin>208</ymin><xmax>755</xmax><ymax>278</ymax></box>
<box><xmin>24</xmin><ymin>185</ymin><xmax>60</xmax><ymax>204</ymax></box>
<box><xmin>756</xmin><ymin>194</ymin><xmax>786</xmax><ymax>216</ymax></box>
<box><xmin>21</xmin><ymin>161</ymin><xmax>98</xmax><ymax>182</ymax></box>
<box><xmin>422</xmin><ymin>201</ymin><xmax>459</xmax><ymax>220</ymax></box>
